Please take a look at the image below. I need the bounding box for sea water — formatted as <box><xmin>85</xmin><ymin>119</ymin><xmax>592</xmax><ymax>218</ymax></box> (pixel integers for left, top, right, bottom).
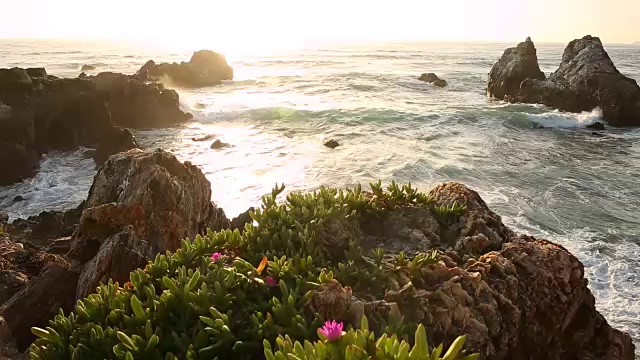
<box><xmin>1</xmin><ymin>39</ymin><xmax>639</xmax><ymax>347</ymax></box>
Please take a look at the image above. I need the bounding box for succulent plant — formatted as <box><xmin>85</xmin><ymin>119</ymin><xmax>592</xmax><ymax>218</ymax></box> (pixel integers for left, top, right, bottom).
<box><xmin>30</xmin><ymin>182</ymin><xmax>475</xmax><ymax>360</ymax></box>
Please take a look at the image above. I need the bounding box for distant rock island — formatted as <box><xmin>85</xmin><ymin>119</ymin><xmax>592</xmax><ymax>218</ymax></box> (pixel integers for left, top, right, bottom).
<box><xmin>488</xmin><ymin>35</ymin><xmax>640</xmax><ymax>127</ymax></box>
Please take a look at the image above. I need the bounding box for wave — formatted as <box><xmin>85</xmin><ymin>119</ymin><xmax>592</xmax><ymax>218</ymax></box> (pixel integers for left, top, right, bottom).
<box><xmin>505</xmin><ymin>107</ymin><xmax>603</xmax><ymax>129</ymax></box>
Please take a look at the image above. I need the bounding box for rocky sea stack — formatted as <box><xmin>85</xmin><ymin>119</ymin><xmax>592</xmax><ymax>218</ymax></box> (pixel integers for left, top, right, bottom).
<box><xmin>138</xmin><ymin>50</ymin><xmax>234</xmax><ymax>87</ymax></box>
<box><xmin>488</xmin><ymin>35</ymin><xmax>640</xmax><ymax>126</ymax></box>
<box><xmin>0</xmin><ymin>150</ymin><xmax>634</xmax><ymax>359</ymax></box>
<box><xmin>0</xmin><ymin>68</ymin><xmax>192</xmax><ymax>185</ymax></box>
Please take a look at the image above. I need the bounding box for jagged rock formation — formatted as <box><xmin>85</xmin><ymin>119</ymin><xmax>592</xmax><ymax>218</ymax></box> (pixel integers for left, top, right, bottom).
<box><xmin>0</xmin><ymin>67</ymin><xmax>193</xmax><ymax>184</ymax></box>
<box><xmin>68</xmin><ymin>149</ymin><xmax>228</xmax><ymax>298</ymax></box>
<box><xmin>488</xmin><ymin>36</ymin><xmax>640</xmax><ymax>126</ymax></box>
<box><xmin>138</xmin><ymin>50</ymin><xmax>233</xmax><ymax>87</ymax></box>
<box><xmin>0</xmin><ymin>149</ymin><xmax>233</xmax><ymax>350</ymax></box>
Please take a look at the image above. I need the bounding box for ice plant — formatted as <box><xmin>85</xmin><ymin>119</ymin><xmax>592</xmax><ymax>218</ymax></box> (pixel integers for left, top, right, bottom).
<box><xmin>211</xmin><ymin>252</ymin><xmax>223</xmax><ymax>262</ymax></box>
<box><xmin>318</xmin><ymin>320</ymin><xmax>344</xmax><ymax>342</ymax></box>
<box><xmin>266</xmin><ymin>276</ymin><xmax>277</xmax><ymax>286</ymax></box>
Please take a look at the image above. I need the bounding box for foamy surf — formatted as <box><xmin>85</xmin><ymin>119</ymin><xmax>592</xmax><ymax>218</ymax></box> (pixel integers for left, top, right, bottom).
<box><xmin>526</xmin><ymin>107</ymin><xmax>603</xmax><ymax>128</ymax></box>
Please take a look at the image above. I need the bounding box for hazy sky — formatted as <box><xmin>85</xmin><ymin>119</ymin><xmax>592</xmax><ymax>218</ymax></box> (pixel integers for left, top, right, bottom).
<box><xmin>2</xmin><ymin>0</ymin><xmax>639</xmax><ymax>46</ymax></box>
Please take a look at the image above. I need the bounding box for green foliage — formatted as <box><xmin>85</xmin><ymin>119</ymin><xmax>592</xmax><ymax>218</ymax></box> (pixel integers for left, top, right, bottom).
<box><xmin>30</xmin><ymin>182</ymin><xmax>473</xmax><ymax>360</ymax></box>
<box><xmin>264</xmin><ymin>317</ymin><xmax>478</xmax><ymax>360</ymax></box>
<box><xmin>433</xmin><ymin>201</ymin><xmax>467</xmax><ymax>223</ymax></box>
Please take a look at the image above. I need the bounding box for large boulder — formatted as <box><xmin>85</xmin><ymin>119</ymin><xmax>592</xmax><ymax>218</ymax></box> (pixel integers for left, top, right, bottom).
<box><xmin>488</xmin><ymin>36</ymin><xmax>640</xmax><ymax>126</ymax></box>
<box><xmin>68</xmin><ymin>149</ymin><xmax>230</xmax><ymax>298</ymax></box>
<box><xmin>487</xmin><ymin>37</ymin><xmax>546</xmax><ymax>101</ymax></box>
<box><xmin>138</xmin><ymin>50</ymin><xmax>233</xmax><ymax>87</ymax></box>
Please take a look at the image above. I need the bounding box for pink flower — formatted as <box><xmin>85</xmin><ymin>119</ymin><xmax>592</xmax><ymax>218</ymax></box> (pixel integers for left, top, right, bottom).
<box><xmin>318</xmin><ymin>320</ymin><xmax>344</xmax><ymax>341</ymax></box>
<box><xmin>211</xmin><ymin>252</ymin><xmax>223</xmax><ymax>262</ymax></box>
<box><xmin>266</xmin><ymin>276</ymin><xmax>277</xmax><ymax>286</ymax></box>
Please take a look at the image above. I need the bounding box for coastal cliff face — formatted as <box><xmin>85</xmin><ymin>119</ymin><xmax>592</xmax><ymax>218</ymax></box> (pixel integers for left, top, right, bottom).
<box><xmin>488</xmin><ymin>35</ymin><xmax>640</xmax><ymax>126</ymax></box>
<box><xmin>0</xmin><ymin>150</ymin><xmax>634</xmax><ymax>359</ymax></box>
<box><xmin>0</xmin><ymin>67</ymin><xmax>192</xmax><ymax>185</ymax></box>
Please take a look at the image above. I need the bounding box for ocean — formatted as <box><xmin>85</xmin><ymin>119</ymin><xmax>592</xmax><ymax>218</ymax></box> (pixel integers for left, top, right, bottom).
<box><xmin>1</xmin><ymin>39</ymin><xmax>639</xmax><ymax>346</ymax></box>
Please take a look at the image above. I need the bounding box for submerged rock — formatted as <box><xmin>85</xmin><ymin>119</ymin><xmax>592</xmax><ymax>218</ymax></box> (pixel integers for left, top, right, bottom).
<box><xmin>418</xmin><ymin>73</ymin><xmax>448</xmax><ymax>87</ymax></box>
<box><xmin>210</xmin><ymin>139</ymin><xmax>232</xmax><ymax>149</ymax></box>
<box><xmin>138</xmin><ymin>50</ymin><xmax>233</xmax><ymax>87</ymax></box>
<box><xmin>586</xmin><ymin>121</ymin><xmax>606</xmax><ymax>130</ymax></box>
<box><xmin>488</xmin><ymin>36</ymin><xmax>640</xmax><ymax>126</ymax></box>
<box><xmin>324</xmin><ymin>139</ymin><xmax>340</xmax><ymax>148</ymax></box>
<box><xmin>80</xmin><ymin>65</ymin><xmax>95</xmax><ymax>71</ymax></box>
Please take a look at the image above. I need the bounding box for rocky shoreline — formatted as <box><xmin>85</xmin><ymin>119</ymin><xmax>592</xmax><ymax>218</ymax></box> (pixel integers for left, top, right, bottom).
<box><xmin>0</xmin><ymin>39</ymin><xmax>638</xmax><ymax>358</ymax></box>
<box><xmin>0</xmin><ymin>148</ymin><xmax>636</xmax><ymax>359</ymax></box>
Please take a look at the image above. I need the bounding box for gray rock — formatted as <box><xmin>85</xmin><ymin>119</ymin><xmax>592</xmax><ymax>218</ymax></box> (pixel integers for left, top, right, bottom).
<box><xmin>418</xmin><ymin>73</ymin><xmax>448</xmax><ymax>87</ymax></box>
<box><xmin>488</xmin><ymin>36</ymin><xmax>640</xmax><ymax>126</ymax></box>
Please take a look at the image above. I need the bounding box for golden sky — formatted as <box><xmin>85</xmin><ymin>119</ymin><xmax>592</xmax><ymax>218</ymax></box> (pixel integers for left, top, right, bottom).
<box><xmin>2</xmin><ymin>0</ymin><xmax>639</xmax><ymax>46</ymax></box>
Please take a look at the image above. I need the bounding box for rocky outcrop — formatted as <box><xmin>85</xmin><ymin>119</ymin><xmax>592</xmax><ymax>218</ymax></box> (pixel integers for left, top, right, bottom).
<box><xmin>0</xmin><ymin>149</ymin><xmax>233</xmax><ymax>351</ymax></box>
<box><xmin>487</xmin><ymin>37</ymin><xmax>546</xmax><ymax>101</ymax></box>
<box><xmin>80</xmin><ymin>65</ymin><xmax>96</xmax><ymax>71</ymax></box>
<box><xmin>488</xmin><ymin>36</ymin><xmax>640</xmax><ymax>126</ymax></box>
<box><xmin>138</xmin><ymin>50</ymin><xmax>233</xmax><ymax>87</ymax></box>
<box><xmin>304</xmin><ymin>182</ymin><xmax>635</xmax><ymax>359</ymax></box>
<box><xmin>0</xmin><ymin>263</ymin><xmax>78</xmax><ymax>350</ymax></box>
<box><xmin>0</xmin><ymin>66</ymin><xmax>194</xmax><ymax>184</ymax></box>
<box><xmin>92</xmin><ymin>72</ymin><xmax>192</xmax><ymax>128</ymax></box>
<box><xmin>69</xmin><ymin>149</ymin><xmax>230</xmax><ymax>297</ymax></box>
<box><xmin>419</xmin><ymin>73</ymin><xmax>448</xmax><ymax>87</ymax></box>
<box><xmin>0</xmin><ymin>236</ymin><xmax>69</xmax><ymax>305</ymax></box>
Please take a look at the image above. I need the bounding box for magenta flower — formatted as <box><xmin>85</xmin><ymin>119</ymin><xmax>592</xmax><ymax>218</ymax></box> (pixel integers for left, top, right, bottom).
<box><xmin>211</xmin><ymin>252</ymin><xmax>223</xmax><ymax>262</ymax></box>
<box><xmin>266</xmin><ymin>276</ymin><xmax>277</xmax><ymax>286</ymax></box>
<box><xmin>318</xmin><ymin>320</ymin><xmax>344</xmax><ymax>341</ymax></box>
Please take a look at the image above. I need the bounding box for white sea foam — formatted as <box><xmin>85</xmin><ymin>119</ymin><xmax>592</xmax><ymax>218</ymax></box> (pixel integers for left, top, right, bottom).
<box><xmin>1</xmin><ymin>40</ymin><xmax>639</xmax><ymax>353</ymax></box>
<box><xmin>526</xmin><ymin>107</ymin><xmax>603</xmax><ymax>128</ymax></box>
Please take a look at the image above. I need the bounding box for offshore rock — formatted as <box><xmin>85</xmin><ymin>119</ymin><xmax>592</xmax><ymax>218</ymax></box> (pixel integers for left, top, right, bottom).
<box><xmin>419</xmin><ymin>73</ymin><xmax>448</xmax><ymax>87</ymax></box>
<box><xmin>487</xmin><ymin>37</ymin><xmax>546</xmax><ymax>101</ymax></box>
<box><xmin>488</xmin><ymin>36</ymin><xmax>640</xmax><ymax>126</ymax></box>
<box><xmin>138</xmin><ymin>50</ymin><xmax>233</xmax><ymax>87</ymax></box>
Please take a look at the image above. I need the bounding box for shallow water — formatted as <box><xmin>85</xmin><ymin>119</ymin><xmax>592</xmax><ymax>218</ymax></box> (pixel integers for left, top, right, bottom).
<box><xmin>1</xmin><ymin>39</ymin><xmax>639</xmax><ymax>347</ymax></box>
